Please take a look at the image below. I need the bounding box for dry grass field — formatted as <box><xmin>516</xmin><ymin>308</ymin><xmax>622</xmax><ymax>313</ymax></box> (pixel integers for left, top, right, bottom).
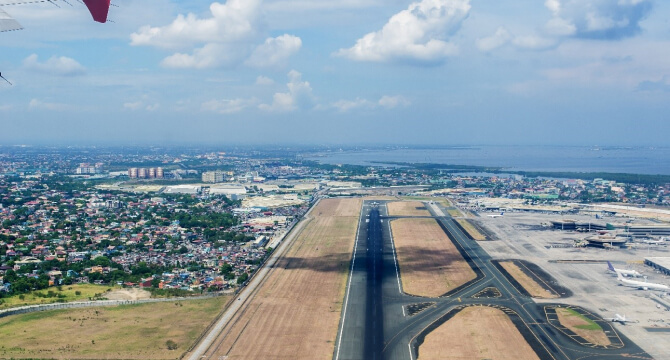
<box><xmin>387</xmin><ymin>201</ymin><xmax>432</xmax><ymax>216</ymax></box>
<box><xmin>455</xmin><ymin>219</ymin><xmax>486</xmax><ymax>241</ymax></box>
<box><xmin>555</xmin><ymin>308</ymin><xmax>611</xmax><ymax>346</ymax></box>
<box><xmin>312</xmin><ymin>197</ymin><xmax>361</xmax><ymax>217</ymax></box>
<box><xmin>210</xmin><ymin>198</ymin><xmax>361</xmax><ymax>360</ymax></box>
<box><xmin>391</xmin><ymin>218</ymin><xmax>476</xmax><ymax>297</ymax></box>
<box><xmin>0</xmin><ymin>296</ymin><xmax>229</xmax><ymax>359</ymax></box>
<box><xmin>447</xmin><ymin>208</ymin><xmax>462</xmax><ymax>217</ymax></box>
<box><xmin>499</xmin><ymin>261</ymin><xmax>559</xmax><ymax>299</ymax></box>
<box><xmin>418</xmin><ymin>306</ymin><xmax>540</xmax><ymax>360</ymax></box>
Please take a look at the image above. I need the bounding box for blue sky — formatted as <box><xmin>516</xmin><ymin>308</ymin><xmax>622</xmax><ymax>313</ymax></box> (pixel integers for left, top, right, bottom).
<box><xmin>1</xmin><ymin>0</ymin><xmax>669</xmax><ymax>146</ymax></box>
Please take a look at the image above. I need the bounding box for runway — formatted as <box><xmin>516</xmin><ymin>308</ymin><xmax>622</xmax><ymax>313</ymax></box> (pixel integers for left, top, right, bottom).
<box><xmin>334</xmin><ymin>200</ymin><xmax>652</xmax><ymax>360</ymax></box>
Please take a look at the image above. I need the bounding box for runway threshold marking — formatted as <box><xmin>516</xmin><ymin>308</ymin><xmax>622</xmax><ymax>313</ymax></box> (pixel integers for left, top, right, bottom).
<box><xmin>334</xmin><ymin>201</ymin><xmax>365</xmax><ymax>360</ymax></box>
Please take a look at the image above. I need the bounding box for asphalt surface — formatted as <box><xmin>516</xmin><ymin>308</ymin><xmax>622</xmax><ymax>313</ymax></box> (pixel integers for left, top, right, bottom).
<box><xmin>334</xmin><ymin>200</ymin><xmax>652</xmax><ymax>360</ymax></box>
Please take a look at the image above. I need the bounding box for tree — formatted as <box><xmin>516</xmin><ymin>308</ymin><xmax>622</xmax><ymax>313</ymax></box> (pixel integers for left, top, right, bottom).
<box><xmin>165</xmin><ymin>340</ymin><xmax>178</xmax><ymax>350</ymax></box>
<box><xmin>236</xmin><ymin>272</ymin><xmax>249</xmax><ymax>284</ymax></box>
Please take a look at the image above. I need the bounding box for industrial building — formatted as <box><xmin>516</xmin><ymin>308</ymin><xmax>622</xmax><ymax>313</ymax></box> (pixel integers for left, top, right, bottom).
<box><xmin>128</xmin><ymin>167</ymin><xmax>164</xmax><ymax>179</ymax></box>
<box><xmin>252</xmin><ymin>236</ymin><xmax>268</xmax><ymax>248</ymax></box>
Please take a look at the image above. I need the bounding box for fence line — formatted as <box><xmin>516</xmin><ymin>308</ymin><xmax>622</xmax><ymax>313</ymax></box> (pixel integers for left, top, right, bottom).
<box><xmin>0</xmin><ymin>292</ymin><xmax>223</xmax><ymax>319</ymax></box>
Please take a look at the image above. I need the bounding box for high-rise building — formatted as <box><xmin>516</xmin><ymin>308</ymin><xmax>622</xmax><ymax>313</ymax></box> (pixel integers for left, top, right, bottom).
<box><xmin>149</xmin><ymin>168</ymin><xmax>156</xmax><ymax>178</ymax></box>
<box><xmin>156</xmin><ymin>167</ymin><xmax>164</xmax><ymax>179</ymax></box>
<box><xmin>138</xmin><ymin>168</ymin><xmax>147</xmax><ymax>178</ymax></box>
<box><xmin>76</xmin><ymin>163</ymin><xmax>96</xmax><ymax>174</ymax></box>
<box><xmin>129</xmin><ymin>168</ymin><xmax>138</xmax><ymax>178</ymax></box>
<box><xmin>202</xmin><ymin>171</ymin><xmax>225</xmax><ymax>183</ymax></box>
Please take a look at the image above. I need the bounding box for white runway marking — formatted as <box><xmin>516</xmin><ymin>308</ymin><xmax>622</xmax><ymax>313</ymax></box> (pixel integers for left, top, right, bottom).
<box><xmin>388</xmin><ymin>219</ymin><xmax>402</xmax><ymax>293</ymax></box>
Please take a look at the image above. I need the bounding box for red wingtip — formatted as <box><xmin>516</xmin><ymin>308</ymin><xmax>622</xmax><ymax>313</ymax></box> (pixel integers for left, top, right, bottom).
<box><xmin>82</xmin><ymin>0</ymin><xmax>111</xmax><ymax>23</ymax></box>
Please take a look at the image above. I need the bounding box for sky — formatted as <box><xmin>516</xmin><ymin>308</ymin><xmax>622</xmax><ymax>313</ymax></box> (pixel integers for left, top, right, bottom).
<box><xmin>1</xmin><ymin>0</ymin><xmax>669</xmax><ymax>146</ymax></box>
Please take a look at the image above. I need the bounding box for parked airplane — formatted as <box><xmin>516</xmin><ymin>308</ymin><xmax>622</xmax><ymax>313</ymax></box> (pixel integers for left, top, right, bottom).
<box><xmin>616</xmin><ymin>271</ymin><xmax>670</xmax><ymax>291</ymax></box>
<box><xmin>604</xmin><ymin>313</ymin><xmax>636</xmax><ymax>324</ymax></box>
<box><xmin>607</xmin><ymin>261</ymin><xmax>643</xmax><ymax>277</ymax></box>
<box><xmin>488</xmin><ymin>212</ymin><xmax>504</xmax><ymax>218</ymax></box>
<box><xmin>0</xmin><ymin>0</ymin><xmax>111</xmax><ymax>32</ymax></box>
<box><xmin>641</xmin><ymin>239</ymin><xmax>666</xmax><ymax>246</ymax></box>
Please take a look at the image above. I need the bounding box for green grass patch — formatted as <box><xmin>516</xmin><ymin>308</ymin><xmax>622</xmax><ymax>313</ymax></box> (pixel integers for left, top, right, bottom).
<box><xmin>564</xmin><ymin>308</ymin><xmax>603</xmax><ymax>331</ymax></box>
<box><xmin>0</xmin><ymin>284</ymin><xmax>120</xmax><ymax>310</ymax></box>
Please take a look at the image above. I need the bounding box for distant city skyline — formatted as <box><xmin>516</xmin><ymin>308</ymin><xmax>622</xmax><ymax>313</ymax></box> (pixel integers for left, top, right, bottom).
<box><xmin>1</xmin><ymin>0</ymin><xmax>669</xmax><ymax>146</ymax></box>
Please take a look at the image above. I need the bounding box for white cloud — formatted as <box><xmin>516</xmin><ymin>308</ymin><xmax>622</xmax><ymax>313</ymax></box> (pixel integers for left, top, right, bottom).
<box><xmin>28</xmin><ymin>99</ymin><xmax>70</xmax><ymax>111</ymax></box>
<box><xmin>245</xmin><ymin>34</ymin><xmax>302</xmax><ymax>68</ymax></box>
<box><xmin>131</xmin><ymin>0</ymin><xmax>301</xmax><ymax>69</ymax></box>
<box><xmin>487</xmin><ymin>0</ymin><xmax>652</xmax><ymax>54</ymax></box>
<box><xmin>266</xmin><ymin>0</ymin><xmax>381</xmax><ymax>12</ymax></box>
<box><xmin>22</xmin><ymin>54</ymin><xmax>86</xmax><ymax>76</ymax></box>
<box><xmin>259</xmin><ymin>70</ymin><xmax>314</xmax><ymax>112</ymax></box>
<box><xmin>145</xmin><ymin>103</ymin><xmax>161</xmax><ymax>111</ymax></box>
<box><xmin>378</xmin><ymin>95</ymin><xmax>410</xmax><ymax>108</ymax></box>
<box><xmin>512</xmin><ymin>35</ymin><xmax>557</xmax><ymax>50</ymax></box>
<box><xmin>544</xmin><ymin>0</ymin><xmax>653</xmax><ymax>40</ymax></box>
<box><xmin>329</xmin><ymin>95</ymin><xmax>410</xmax><ymax>112</ymax></box>
<box><xmin>130</xmin><ymin>0</ymin><xmax>262</xmax><ymax>49</ymax></box>
<box><xmin>476</xmin><ymin>27</ymin><xmax>511</xmax><ymax>52</ymax></box>
<box><xmin>336</xmin><ymin>0</ymin><xmax>470</xmax><ymax>65</ymax></box>
<box><xmin>123</xmin><ymin>101</ymin><xmax>143</xmax><ymax>110</ymax></box>
<box><xmin>202</xmin><ymin>97</ymin><xmax>259</xmax><ymax>114</ymax></box>
<box><xmin>0</xmin><ymin>105</ymin><xmax>13</xmax><ymax>111</ymax></box>
<box><xmin>255</xmin><ymin>75</ymin><xmax>275</xmax><ymax>85</ymax></box>
<box><xmin>160</xmin><ymin>43</ymin><xmax>246</xmax><ymax>69</ymax></box>
<box><xmin>331</xmin><ymin>98</ymin><xmax>375</xmax><ymax>112</ymax></box>
<box><xmin>637</xmin><ymin>76</ymin><xmax>670</xmax><ymax>92</ymax></box>
<box><xmin>123</xmin><ymin>96</ymin><xmax>161</xmax><ymax>111</ymax></box>
<box><xmin>545</xmin><ymin>0</ymin><xmax>561</xmax><ymax>13</ymax></box>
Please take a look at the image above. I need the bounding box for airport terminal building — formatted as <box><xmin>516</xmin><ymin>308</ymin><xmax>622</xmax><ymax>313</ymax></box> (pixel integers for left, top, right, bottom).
<box><xmin>645</xmin><ymin>257</ymin><xmax>670</xmax><ymax>276</ymax></box>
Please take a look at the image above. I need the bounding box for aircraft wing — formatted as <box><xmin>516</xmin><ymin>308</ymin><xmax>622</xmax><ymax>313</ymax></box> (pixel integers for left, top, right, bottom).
<box><xmin>0</xmin><ymin>7</ymin><xmax>23</xmax><ymax>32</ymax></box>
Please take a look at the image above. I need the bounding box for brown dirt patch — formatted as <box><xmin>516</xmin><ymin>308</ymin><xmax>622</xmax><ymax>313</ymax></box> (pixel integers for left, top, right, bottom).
<box><xmin>105</xmin><ymin>288</ymin><xmax>151</xmax><ymax>301</ymax></box>
<box><xmin>210</xmin><ymin>198</ymin><xmax>361</xmax><ymax>359</ymax></box>
<box><xmin>392</xmin><ymin>218</ymin><xmax>476</xmax><ymax>297</ymax></box>
<box><xmin>555</xmin><ymin>308</ymin><xmax>611</xmax><ymax>346</ymax></box>
<box><xmin>456</xmin><ymin>219</ymin><xmax>486</xmax><ymax>241</ymax></box>
<box><xmin>387</xmin><ymin>201</ymin><xmax>431</xmax><ymax>216</ymax></box>
<box><xmin>499</xmin><ymin>261</ymin><xmax>559</xmax><ymax>299</ymax></box>
<box><xmin>418</xmin><ymin>306</ymin><xmax>540</xmax><ymax>360</ymax></box>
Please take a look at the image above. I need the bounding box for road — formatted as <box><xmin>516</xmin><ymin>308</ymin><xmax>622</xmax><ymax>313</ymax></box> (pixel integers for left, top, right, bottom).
<box><xmin>334</xmin><ymin>200</ymin><xmax>652</xmax><ymax>360</ymax></box>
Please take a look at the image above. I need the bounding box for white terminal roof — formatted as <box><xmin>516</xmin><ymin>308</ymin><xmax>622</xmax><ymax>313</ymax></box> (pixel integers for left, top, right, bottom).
<box><xmin>645</xmin><ymin>257</ymin><xmax>670</xmax><ymax>270</ymax></box>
